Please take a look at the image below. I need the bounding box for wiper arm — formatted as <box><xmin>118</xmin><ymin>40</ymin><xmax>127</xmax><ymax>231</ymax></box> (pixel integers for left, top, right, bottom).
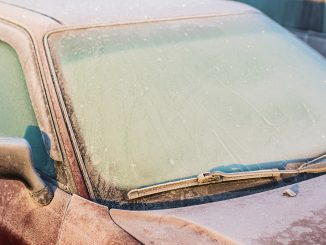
<box><xmin>298</xmin><ymin>152</ymin><xmax>326</xmax><ymax>169</ymax></box>
<box><xmin>127</xmin><ymin>161</ymin><xmax>326</xmax><ymax>200</ymax></box>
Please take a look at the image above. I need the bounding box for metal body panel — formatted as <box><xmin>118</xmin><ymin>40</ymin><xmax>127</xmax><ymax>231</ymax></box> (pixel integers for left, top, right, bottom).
<box><xmin>110</xmin><ymin>209</ymin><xmax>237</xmax><ymax>245</ymax></box>
<box><xmin>57</xmin><ymin>195</ymin><xmax>138</xmax><ymax>245</ymax></box>
<box><xmin>0</xmin><ymin>179</ymin><xmax>70</xmax><ymax>244</ymax></box>
<box><xmin>0</xmin><ymin>0</ymin><xmax>257</xmax><ymax>27</ymax></box>
<box><xmin>0</xmin><ymin>180</ymin><xmax>137</xmax><ymax>244</ymax></box>
<box><xmin>152</xmin><ymin>174</ymin><xmax>326</xmax><ymax>244</ymax></box>
<box><xmin>0</xmin><ymin>2</ymin><xmax>58</xmax><ymax>32</ymax></box>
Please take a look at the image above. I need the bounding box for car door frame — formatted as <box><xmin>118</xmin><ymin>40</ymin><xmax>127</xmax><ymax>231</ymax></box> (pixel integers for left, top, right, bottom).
<box><xmin>0</xmin><ymin>17</ymin><xmax>77</xmax><ymax>245</ymax></box>
<box><xmin>0</xmin><ymin>17</ymin><xmax>89</xmax><ymax>197</ymax></box>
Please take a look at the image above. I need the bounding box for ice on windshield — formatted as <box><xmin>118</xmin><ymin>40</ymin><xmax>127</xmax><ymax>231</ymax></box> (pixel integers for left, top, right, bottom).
<box><xmin>49</xmin><ymin>14</ymin><xmax>326</xmax><ymax>195</ymax></box>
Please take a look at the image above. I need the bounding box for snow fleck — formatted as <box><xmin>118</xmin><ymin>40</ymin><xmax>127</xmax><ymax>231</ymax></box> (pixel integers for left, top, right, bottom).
<box><xmin>283</xmin><ymin>189</ymin><xmax>297</xmax><ymax>197</ymax></box>
<box><xmin>169</xmin><ymin>159</ymin><xmax>175</xmax><ymax>165</ymax></box>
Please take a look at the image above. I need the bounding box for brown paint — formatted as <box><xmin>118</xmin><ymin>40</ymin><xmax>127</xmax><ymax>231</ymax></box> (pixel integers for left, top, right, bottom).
<box><xmin>58</xmin><ymin>195</ymin><xmax>139</xmax><ymax>244</ymax></box>
<box><xmin>0</xmin><ymin>223</ymin><xmax>28</xmax><ymax>245</ymax></box>
<box><xmin>110</xmin><ymin>209</ymin><xmax>237</xmax><ymax>245</ymax></box>
<box><xmin>0</xmin><ymin>179</ymin><xmax>71</xmax><ymax>244</ymax></box>
<box><xmin>0</xmin><ymin>180</ymin><xmax>137</xmax><ymax>244</ymax></box>
<box><xmin>51</xmin><ymin>103</ymin><xmax>90</xmax><ymax>199</ymax></box>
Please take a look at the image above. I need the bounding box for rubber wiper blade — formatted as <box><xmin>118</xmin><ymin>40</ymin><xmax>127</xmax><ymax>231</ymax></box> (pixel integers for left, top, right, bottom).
<box><xmin>127</xmin><ymin>161</ymin><xmax>326</xmax><ymax>200</ymax></box>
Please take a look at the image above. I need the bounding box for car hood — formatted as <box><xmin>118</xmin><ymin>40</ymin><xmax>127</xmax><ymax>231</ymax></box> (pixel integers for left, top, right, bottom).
<box><xmin>110</xmin><ymin>174</ymin><xmax>326</xmax><ymax>244</ymax></box>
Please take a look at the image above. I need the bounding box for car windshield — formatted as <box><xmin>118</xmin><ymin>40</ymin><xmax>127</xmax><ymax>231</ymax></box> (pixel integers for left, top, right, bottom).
<box><xmin>48</xmin><ymin>13</ymin><xmax>326</xmax><ymax>203</ymax></box>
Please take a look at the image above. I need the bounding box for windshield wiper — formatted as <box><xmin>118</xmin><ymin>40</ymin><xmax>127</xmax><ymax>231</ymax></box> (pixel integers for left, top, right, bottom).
<box><xmin>127</xmin><ymin>160</ymin><xmax>326</xmax><ymax>200</ymax></box>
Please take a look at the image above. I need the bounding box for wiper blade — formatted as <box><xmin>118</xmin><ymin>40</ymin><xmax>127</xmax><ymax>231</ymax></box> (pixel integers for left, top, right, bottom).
<box><xmin>127</xmin><ymin>161</ymin><xmax>326</xmax><ymax>200</ymax></box>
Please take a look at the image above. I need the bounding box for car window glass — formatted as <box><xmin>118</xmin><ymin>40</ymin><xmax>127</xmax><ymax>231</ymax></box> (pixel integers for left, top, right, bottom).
<box><xmin>0</xmin><ymin>41</ymin><xmax>55</xmax><ymax>178</ymax></box>
<box><xmin>49</xmin><ymin>14</ymin><xmax>326</xmax><ymax>202</ymax></box>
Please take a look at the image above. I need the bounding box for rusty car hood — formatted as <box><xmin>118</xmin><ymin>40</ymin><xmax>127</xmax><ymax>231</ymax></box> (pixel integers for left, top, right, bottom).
<box><xmin>110</xmin><ymin>174</ymin><xmax>326</xmax><ymax>244</ymax></box>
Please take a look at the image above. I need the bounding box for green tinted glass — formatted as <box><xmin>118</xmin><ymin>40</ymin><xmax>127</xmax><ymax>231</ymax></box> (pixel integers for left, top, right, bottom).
<box><xmin>0</xmin><ymin>41</ymin><xmax>55</xmax><ymax>177</ymax></box>
<box><xmin>49</xmin><ymin>14</ymin><xmax>326</xmax><ymax>198</ymax></box>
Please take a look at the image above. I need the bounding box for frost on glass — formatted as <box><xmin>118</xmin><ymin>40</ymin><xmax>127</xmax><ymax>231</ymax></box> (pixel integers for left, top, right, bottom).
<box><xmin>0</xmin><ymin>41</ymin><xmax>55</xmax><ymax>177</ymax></box>
<box><xmin>49</xmin><ymin>14</ymin><xmax>326</xmax><ymax>201</ymax></box>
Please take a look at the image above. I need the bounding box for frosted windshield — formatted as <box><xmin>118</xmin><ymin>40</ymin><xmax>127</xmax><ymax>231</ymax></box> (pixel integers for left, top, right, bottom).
<box><xmin>49</xmin><ymin>14</ymin><xmax>326</xmax><ymax>195</ymax></box>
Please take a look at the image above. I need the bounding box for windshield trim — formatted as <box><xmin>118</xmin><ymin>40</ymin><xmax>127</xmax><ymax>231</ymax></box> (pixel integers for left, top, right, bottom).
<box><xmin>43</xmin><ymin>11</ymin><xmax>259</xmax><ymax>38</ymax></box>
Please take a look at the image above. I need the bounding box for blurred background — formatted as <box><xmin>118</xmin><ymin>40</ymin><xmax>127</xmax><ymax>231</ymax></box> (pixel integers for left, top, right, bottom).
<box><xmin>234</xmin><ymin>0</ymin><xmax>326</xmax><ymax>57</ymax></box>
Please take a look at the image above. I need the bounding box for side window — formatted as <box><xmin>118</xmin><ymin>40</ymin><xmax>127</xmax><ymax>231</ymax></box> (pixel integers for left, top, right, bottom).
<box><xmin>0</xmin><ymin>40</ymin><xmax>55</xmax><ymax>178</ymax></box>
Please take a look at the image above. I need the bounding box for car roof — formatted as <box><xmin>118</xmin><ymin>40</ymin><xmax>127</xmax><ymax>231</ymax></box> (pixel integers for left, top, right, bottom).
<box><xmin>0</xmin><ymin>0</ymin><xmax>258</xmax><ymax>30</ymax></box>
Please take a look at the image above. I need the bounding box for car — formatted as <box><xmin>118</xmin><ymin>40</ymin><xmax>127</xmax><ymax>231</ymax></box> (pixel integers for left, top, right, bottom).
<box><xmin>0</xmin><ymin>0</ymin><xmax>326</xmax><ymax>244</ymax></box>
